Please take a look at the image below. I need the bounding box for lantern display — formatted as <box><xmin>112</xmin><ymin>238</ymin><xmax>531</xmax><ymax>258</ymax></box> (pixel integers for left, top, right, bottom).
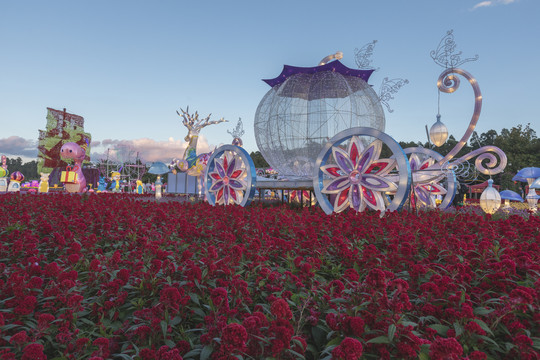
<box><xmin>429</xmin><ymin>114</ymin><xmax>449</xmax><ymax>147</ymax></box>
<box><xmin>479</xmin><ymin>179</ymin><xmax>501</xmax><ymax>214</ymax></box>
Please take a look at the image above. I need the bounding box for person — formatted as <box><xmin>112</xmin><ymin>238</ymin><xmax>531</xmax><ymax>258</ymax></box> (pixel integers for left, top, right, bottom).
<box><xmin>452</xmin><ymin>182</ymin><xmax>465</xmax><ymax>207</ymax></box>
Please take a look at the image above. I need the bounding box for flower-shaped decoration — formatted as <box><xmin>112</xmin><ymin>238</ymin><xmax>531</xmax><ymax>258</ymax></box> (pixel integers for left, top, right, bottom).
<box><xmin>409</xmin><ymin>154</ymin><xmax>447</xmax><ymax>208</ymax></box>
<box><xmin>321</xmin><ymin>136</ymin><xmax>398</xmax><ymax>212</ymax></box>
<box><xmin>208</xmin><ymin>152</ymin><xmax>247</xmax><ymax>205</ymax></box>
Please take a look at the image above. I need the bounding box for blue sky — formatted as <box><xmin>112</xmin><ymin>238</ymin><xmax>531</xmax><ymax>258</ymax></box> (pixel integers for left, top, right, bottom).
<box><xmin>0</xmin><ymin>0</ymin><xmax>538</xmax><ymax>163</ymax></box>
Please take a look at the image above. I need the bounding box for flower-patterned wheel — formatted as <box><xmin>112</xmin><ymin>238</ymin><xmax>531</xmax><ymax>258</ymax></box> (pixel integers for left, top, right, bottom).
<box><xmin>204</xmin><ymin>145</ymin><xmax>256</xmax><ymax>207</ymax></box>
<box><xmin>402</xmin><ymin>147</ymin><xmax>456</xmax><ymax>209</ymax></box>
<box><xmin>314</xmin><ymin>127</ymin><xmax>411</xmax><ymax>215</ymax></box>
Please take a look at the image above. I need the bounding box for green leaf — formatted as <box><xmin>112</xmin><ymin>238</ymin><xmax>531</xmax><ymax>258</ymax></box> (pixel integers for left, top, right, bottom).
<box><xmin>429</xmin><ymin>324</ymin><xmax>449</xmax><ymax>336</ymax></box>
<box><xmin>113</xmin><ymin>354</ymin><xmax>134</xmax><ymax>360</ymax></box>
<box><xmin>200</xmin><ymin>345</ymin><xmax>213</xmax><ymax>360</ymax></box>
<box><xmin>311</xmin><ymin>325</ymin><xmax>328</xmax><ymax>349</ymax></box>
<box><xmin>160</xmin><ymin>320</ymin><xmax>168</xmax><ymax>339</ymax></box>
<box><xmin>367</xmin><ymin>335</ymin><xmax>391</xmax><ymax>344</ymax></box>
<box><xmin>477</xmin><ymin>335</ymin><xmax>501</xmax><ymax>351</ymax></box>
<box><xmin>190</xmin><ymin>292</ymin><xmax>200</xmax><ymax>305</ymax></box>
<box><xmin>473</xmin><ymin>307</ymin><xmax>494</xmax><ymax>316</ymax></box>
<box><xmin>399</xmin><ymin>320</ymin><xmax>418</xmax><ymax>328</ymax></box>
<box><xmin>325</xmin><ymin>337</ymin><xmax>341</xmax><ymax>347</ymax></box>
<box><xmin>472</xmin><ymin>319</ymin><xmax>494</xmax><ymax>336</ymax></box>
<box><xmin>453</xmin><ymin>321</ymin><xmax>464</xmax><ymax>337</ymax></box>
<box><xmin>183</xmin><ymin>348</ymin><xmax>202</xmax><ymax>358</ymax></box>
<box><xmin>165</xmin><ymin>339</ymin><xmax>176</xmax><ymax>348</ymax></box>
<box><xmin>170</xmin><ymin>316</ymin><xmax>182</xmax><ymax>326</ymax></box>
<box><xmin>388</xmin><ymin>324</ymin><xmax>396</xmax><ymax>342</ymax></box>
<box><xmin>329</xmin><ymin>298</ymin><xmax>348</xmax><ymax>304</ymax></box>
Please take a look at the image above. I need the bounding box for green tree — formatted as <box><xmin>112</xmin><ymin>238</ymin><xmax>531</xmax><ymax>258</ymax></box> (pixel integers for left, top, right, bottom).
<box><xmin>250</xmin><ymin>151</ymin><xmax>269</xmax><ymax>168</ymax></box>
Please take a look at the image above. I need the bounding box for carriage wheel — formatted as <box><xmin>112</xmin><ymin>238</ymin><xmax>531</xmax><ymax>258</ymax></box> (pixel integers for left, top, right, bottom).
<box><xmin>204</xmin><ymin>145</ymin><xmax>257</xmax><ymax>207</ymax></box>
<box><xmin>402</xmin><ymin>147</ymin><xmax>456</xmax><ymax>210</ymax></box>
<box><xmin>313</xmin><ymin>127</ymin><xmax>411</xmax><ymax>215</ymax></box>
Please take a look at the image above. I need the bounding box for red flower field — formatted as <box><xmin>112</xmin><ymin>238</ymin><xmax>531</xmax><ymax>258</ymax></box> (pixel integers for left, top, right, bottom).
<box><xmin>0</xmin><ymin>193</ymin><xmax>539</xmax><ymax>359</ymax></box>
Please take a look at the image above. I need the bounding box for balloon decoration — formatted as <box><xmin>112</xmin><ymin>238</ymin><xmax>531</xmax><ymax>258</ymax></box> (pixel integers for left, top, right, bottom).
<box><xmin>39</xmin><ymin>173</ymin><xmax>50</xmax><ymax>193</ymax></box>
<box><xmin>108</xmin><ymin>172</ymin><xmax>121</xmax><ymax>192</ymax></box>
<box><xmin>8</xmin><ymin>171</ymin><xmax>24</xmax><ymax>192</ymax></box>
<box><xmin>60</xmin><ymin>142</ymin><xmax>87</xmax><ymax>193</ymax></box>
<box><xmin>0</xmin><ymin>167</ymin><xmax>9</xmax><ymax>193</ymax></box>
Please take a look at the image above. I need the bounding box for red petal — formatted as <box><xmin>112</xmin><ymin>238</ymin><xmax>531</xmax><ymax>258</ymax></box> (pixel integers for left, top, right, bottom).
<box><xmin>230</xmin><ymin>187</ymin><xmax>237</xmax><ymax>201</ymax></box>
<box><xmin>365</xmin><ymin>161</ymin><xmax>388</xmax><ymax>174</ymax></box>
<box><xmin>362</xmin><ymin>187</ymin><xmax>377</xmax><ymax>206</ymax></box>
<box><xmin>350</xmin><ymin>142</ymin><xmax>359</xmax><ymax>167</ymax></box>
<box><xmin>337</xmin><ymin>187</ymin><xmax>350</xmax><ymax>207</ymax></box>
<box><xmin>231</xmin><ymin>169</ymin><xmax>242</xmax><ymax>179</ymax></box>
<box><xmin>326</xmin><ymin>167</ymin><xmax>341</xmax><ymax>177</ymax></box>
<box><xmin>217</xmin><ymin>188</ymin><xmax>224</xmax><ymax>201</ymax></box>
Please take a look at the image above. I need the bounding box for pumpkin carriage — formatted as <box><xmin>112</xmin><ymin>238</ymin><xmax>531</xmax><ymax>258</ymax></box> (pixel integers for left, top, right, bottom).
<box><xmin>200</xmin><ymin>33</ymin><xmax>507</xmax><ymax>214</ymax></box>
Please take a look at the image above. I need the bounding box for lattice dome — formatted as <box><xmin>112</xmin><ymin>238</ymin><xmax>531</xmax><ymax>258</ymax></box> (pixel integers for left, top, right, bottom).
<box><xmin>254</xmin><ymin>61</ymin><xmax>385</xmax><ymax>178</ymax></box>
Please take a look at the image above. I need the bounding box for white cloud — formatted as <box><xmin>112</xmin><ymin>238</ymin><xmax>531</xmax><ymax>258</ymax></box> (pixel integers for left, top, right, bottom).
<box><xmin>90</xmin><ymin>136</ymin><xmax>213</xmax><ymax>164</ymax></box>
<box><xmin>0</xmin><ymin>136</ymin><xmax>38</xmax><ymax>159</ymax></box>
<box><xmin>0</xmin><ymin>135</ymin><xmax>219</xmax><ymax>165</ymax></box>
<box><xmin>473</xmin><ymin>1</ymin><xmax>493</xmax><ymax>9</ymax></box>
<box><xmin>472</xmin><ymin>0</ymin><xmax>518</xmax><ymax>10</ymax></box>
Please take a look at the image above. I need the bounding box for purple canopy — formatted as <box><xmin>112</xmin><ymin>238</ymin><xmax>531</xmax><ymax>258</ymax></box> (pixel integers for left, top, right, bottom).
<box><xmin>263</xmin><ymin>60</ymin><xmax>375</xmax><ymax>88</ymax></box>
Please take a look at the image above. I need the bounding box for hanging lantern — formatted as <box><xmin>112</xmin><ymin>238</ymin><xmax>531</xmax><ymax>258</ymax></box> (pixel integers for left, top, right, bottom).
<box><xmin>429</xmin><ymin>114</ymin><xmax>449</xmax><ymax>147</ymax></box>
<box><xmin>479</xmin><ymin>179</ymin><xmax>501</xmax><ymax>214</ymax></box>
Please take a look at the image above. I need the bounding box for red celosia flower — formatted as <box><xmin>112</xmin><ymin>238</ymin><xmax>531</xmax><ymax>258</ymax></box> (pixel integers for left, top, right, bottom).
<box><xmin>211</xmin><ymin>287</ymin><xmax>229</xmax><ymax>311</ymax></box>
<box><xmin>468</xmin><ymin>350</ymin><xmax>487</xmax><ymax>360</ymax></box>
<box><xmin>291</xmin><ymin>335</ymin><xmax>307</xmax><ymax>354</ymax></box>
<box><xmin>344</xmin><ymin>268</ymin><xmax>360</xmax><ymax>282</ymax></box>
<box><xmin>346</xmin><ymin>316</ymin><xmax>365</xmax><ymax>337</ymax></box>
<box><xmin>37</xmin><ymin>313</ymin><xmax>55</xmax><ymax>329</ymax></box>
<box><xmin>513</xmin><ymin>334</ymin><xmax>533</xmax><ymax>349</ymax></box>
<box><xmin>160</xmin><ymin>287</ymin><xmax>182</xmax><ymax>312</ymax></box>
<box><xmin>270</xmin><ymin>298</ymin><xmax>293</xmax><ymax>319</ymax></box>
<box><xmin>14</xmin><ymin>296</ymin><xmax>37</xmax><ymax>315</ymax></box>
<box><xmin>365</xmin><ymin>268</ymin><xmax>387</xmax><ymax>289</ymax></box>
<box><xmin>429</xmin><ymin>337</ymin><xmax>463</xmax><ymax>360</ymax></box>
<box><xmin>9</xmin><ymin>331</ymin><xmax>28</xmax><ymax>345</ymax></box>
<box><xmin>332</xmin><ymin>337</ymin><xmax>363</xmax><ymax>360</ymax></box>
<box><xmin>139</xmin><ymin>348</ymin><xmax>156</xmax><ymax>360</ymax></box>
<box><xmin>21</xmin><ymin>343</ymin><xmax>46</xmax><ymax>360</ymax></box>
<box><xmin>221</xmin><ymin>323</ymin><xmax>248</xmax><ymax>353</ymax></box>
<box><xmin>465</xmin><ymin>321</ymin><xmax>487</xmax><ymax>336</ymax></box>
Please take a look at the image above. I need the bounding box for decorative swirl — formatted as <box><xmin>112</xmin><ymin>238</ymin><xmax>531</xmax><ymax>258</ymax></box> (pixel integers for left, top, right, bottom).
<box><xmin>354</xmin><ymin>40</ymin><xmax>378</xmax><ymax>70</ymax></box>
<box><xmin>435</xmin><ymin>68</ymin><xmax>482</xmax><ymax>167</ymax></box>
<box><xmin>449</xmin><ymin>146</ymin><xmax>508</xmax><ymax>176</ymax></box>
<box><xmin>319</xmin><ymin>51</ymin><xmax>343</xmax><ymax>66</ymax></box>
<box><xmin>442</xmin><ymin>159</ymin><xmax>478</xmax><ymax>184</ymax></box>
<box><xmin>430</xmin><ymin>30</ymin><xmax>479</xmax><ymax>69</ymax></box>
<box><xmin>378</xmin><ymin>77</ymin><xmax>409</xmax><ymax>113</ymax></box>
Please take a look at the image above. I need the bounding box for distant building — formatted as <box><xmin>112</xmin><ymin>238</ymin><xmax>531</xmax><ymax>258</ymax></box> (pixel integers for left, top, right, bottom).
<box><xmin>37</xmin><ymin>108</ymin><xmax>91</xmax><ymax>173</ymax></box>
